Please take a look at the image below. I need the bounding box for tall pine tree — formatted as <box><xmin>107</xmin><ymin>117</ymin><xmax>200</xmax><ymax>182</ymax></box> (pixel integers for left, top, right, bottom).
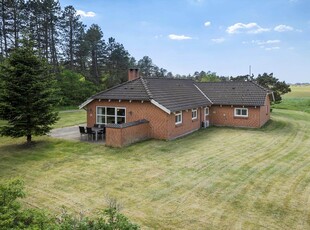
<box><xmin>0</xmin><ymin>40</ymin><xmax>59</xmax><ymax>143</ymax></box>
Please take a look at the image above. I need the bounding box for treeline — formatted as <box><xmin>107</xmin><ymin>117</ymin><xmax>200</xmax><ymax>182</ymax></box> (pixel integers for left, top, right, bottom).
<box><xmin>0</xmin><ymin>0</ymin><xmax>290</xmax><ymax>105</ymax></box>
<box><xmin>0</xmin><ymin>0</ymin><xmax>171</xmax><ymax>105</ymax></box>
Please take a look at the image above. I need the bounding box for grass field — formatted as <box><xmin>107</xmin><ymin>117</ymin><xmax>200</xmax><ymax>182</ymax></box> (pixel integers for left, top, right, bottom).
<box><xmin>273</xmin><ymin>85</ymin><xmax>310</xmax><ymax>113</ymax></box>
<box><xmin>0</xmin><ymin>109</ymin><xmax>86</xmax><ymax>128</ymax></box>
<box><xmin>54</xmin><ymin>109</ymin><xmax>86</xmax><ymax>128</ymax></box>
<box><xmin>0</xmin><ymin>109</ymin><xmax>309</xmax><ymax>229</ymax></box>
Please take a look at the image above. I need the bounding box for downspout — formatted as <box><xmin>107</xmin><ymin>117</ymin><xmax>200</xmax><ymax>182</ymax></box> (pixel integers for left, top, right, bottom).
<box><xmin>200</xmin><ymin>107</ymin><xmax>202</xmax><ymax>128</ymax></box>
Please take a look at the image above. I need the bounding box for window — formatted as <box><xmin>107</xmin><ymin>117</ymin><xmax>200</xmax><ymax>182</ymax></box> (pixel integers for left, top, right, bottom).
<box><xmin>204</xmin><ymin>107</ymin><xmax>209</xmax><ymax>116</ymax></box>
<box><xmin>234</xmin><ymin>108</ymin><xmax>248</xmax><ymax>117</ymax></box>
<box><xmin>175</xmin><ymin>111</ymin><xmax>182</xmax><ymax>125</ymax></box>
<box><xmin>192</xmin><ymin>109</ymin><xmax>197</xmax><ymax>120</ymax></box>
<box><xmin>96</xmin><ymin>107</ymin><xmax>126</xmax><ymax>124</ymax></box>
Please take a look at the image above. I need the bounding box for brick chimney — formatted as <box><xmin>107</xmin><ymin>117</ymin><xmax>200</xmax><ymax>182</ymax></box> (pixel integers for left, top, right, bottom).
<box><xmin>128</xmin><ymin>68</ymin><xmax>139</xmax><ymax>81</ymax></box>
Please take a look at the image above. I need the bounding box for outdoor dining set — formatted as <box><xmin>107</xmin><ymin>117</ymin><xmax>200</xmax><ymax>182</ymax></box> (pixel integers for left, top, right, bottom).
<box><xmin>79</xmin><ymin>124</ymin><xmax>105</xmax><ymax>141</ymax></box>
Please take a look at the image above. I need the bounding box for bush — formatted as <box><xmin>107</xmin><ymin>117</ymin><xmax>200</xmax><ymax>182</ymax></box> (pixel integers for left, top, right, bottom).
<box><xmin>1</xmin><ymin>179</ymin><xmax>140</xmax><ymax>229</ymax></box>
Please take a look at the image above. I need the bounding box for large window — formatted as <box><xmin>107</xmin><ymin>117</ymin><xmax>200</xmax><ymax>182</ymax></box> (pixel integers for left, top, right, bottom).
<box><xmin>175</xmin><ymin>111</ymin><xmax>182</xmax><ymax>125</ymax></box>
<box><xmin>234</xmin><ymin>108</ymin><xmax>248</xmax><ymax>117</ymax></box>
<box><xmin>96</xmin><ymin>107</ymin><xmax>126</xmax><ymax>124</ymax></box>
<box><xmin>192</xmin><ymin>109</ymin><xmax>198</xmax><ymax>120</ymax></box>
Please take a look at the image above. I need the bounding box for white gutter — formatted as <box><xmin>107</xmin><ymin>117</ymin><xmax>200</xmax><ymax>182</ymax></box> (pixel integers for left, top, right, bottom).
<box><xmin>79</xmin><ymin>99</ymin><xmax>94</xmax><ymax>110</ymax></box>
<box><xmin>151</xmin><ymin>99</ymin><xmax>171</xmax><ymax>114</ymax></box>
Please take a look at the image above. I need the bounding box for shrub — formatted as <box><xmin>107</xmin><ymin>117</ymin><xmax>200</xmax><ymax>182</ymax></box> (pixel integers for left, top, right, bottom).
<box><xmin>1</xmin><ymin>179</ymin><xmax>140</xmax><ymax>229</ymax></box>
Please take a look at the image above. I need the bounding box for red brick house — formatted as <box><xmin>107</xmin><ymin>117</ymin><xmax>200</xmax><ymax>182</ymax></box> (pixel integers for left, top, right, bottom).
<box><xmin>80</xmin><ymin>69</ymin><xmax>273</xmax><ymax>147</ymax></box>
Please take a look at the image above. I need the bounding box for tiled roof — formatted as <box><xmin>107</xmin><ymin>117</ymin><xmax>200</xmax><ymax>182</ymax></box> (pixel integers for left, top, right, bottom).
<box><xmin>91</xmin><ymin>78</ymin><xmax>149</xmax><ymax>101</ymax></box>
<box><xmin>196</xmin><ymin>81</ymin><xmax>270</xmax><ymax>106</ymax></box>
<box><xmin>84</xmin><ymin>78</ymin><xmax>271</xmax><ymax>113</ymax></box>
<box><xmin>143</xmin><ymin>78</ymin><xmax>212</xmax><ymax>112</ymax></box>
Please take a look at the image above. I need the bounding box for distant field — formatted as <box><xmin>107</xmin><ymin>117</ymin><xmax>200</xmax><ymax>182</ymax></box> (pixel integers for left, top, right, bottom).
<box><xmin>283</xmin><ymin>85</ymin><xmax>310</xmax><ymax>98</ymax></box>
<box><xmin>0</xmin><ymin>109</ymin><xmax>309</xmax><ymax>229</ymax></box>
<box><xmin>273</xmin><ymin>85</ymin><xmax>310</xmax><ymax>113</ymax></box>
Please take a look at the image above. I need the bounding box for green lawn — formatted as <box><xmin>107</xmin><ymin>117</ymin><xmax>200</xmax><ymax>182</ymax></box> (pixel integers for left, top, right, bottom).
<box><xmin>273</xmin><ymin>85</ymin><xmax>310</xmax><ymax>113</ymax></box>
<box><xmin>0</xmin><ymin>109</ymin><xmax>85</xmax><ymax>129</ymax></box>
<box><xmin>54</xmin><ymin>109</ymin><xmax>86</xmax><ymax>128</ymax></box>
<box><xmin>0</xmin><ymin>109</ymin><xmax>309</xmax><ymax>229</ymax></box>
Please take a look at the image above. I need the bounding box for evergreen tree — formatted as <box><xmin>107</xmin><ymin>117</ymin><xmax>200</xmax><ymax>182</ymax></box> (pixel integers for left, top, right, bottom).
<box><xmin>104</xmin><ymin>37</ymin><xmax>131</xmax><ymax>87</ymax></box>
<box><xmin>60</xmin><ymin>5</ymin><xmax>85</xmax><ymax>70</ymax></box>
<box><xmin>26</xmin><ymin>0</ymin><xmax>61</xmax><ymax>71</ymax></box>
<box><xmin>0</xmin><ymin>40</ymin><xmax>59</xmax><ymax>143</ymax></box>
<box><xmin>85</xmin><ymin>24</ymin><xmax>106</xmax><ymax>84</ymax></box>
<box><xmin>0</xmin><ymin>0</ymin><xmax>26</xmax><ymax>57</ymax></box>
<box><xmin>137</xmin><ymin>56</ymin><xmax>155</xmax><ymax>77</ymax></box>
<box><xmin>256</xmin><ymin>73</ymin><xmax>291</xmax><ymax>104</ymax></box>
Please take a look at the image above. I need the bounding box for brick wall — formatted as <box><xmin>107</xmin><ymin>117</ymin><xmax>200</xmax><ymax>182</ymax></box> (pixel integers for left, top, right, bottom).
<box><xmin>166</xmin><ymin>108</ymin><xmax>205</xmax><ymax>139</ymax></box>
<box><xmin>105</xmin><ymin>120</ymin><xmax>151</xmax><ymax>147</ymax></box>
<box><xmin>85</xmin><ymin>98</ymin><xmax>271</xmax><ymax>144</ymax></box>
<box><xmin>259</xmin><ymin>95</ymin><xmax>271</xmax><ymax>127</ymax></box>
<box><xmin>86</xmin><ymin>100</ymin><xmax>207</xmax><ymax>140</ymax></box>
<box><xmin>86</xmin><ymin>100</ymin><xmax>169</xmax><ymax>139</ymax></box>
<box><xmin>209</xmin><ymin>105</ymin><xmax>261</xmax><ymax>128</ymax></box>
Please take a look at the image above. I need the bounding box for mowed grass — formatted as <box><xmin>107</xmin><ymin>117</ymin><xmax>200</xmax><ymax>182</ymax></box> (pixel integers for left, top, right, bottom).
<box><xmin>0</xmin><ymin>109</ymin><xmax>309</xmax><ymax>229</ymax></box>
<box><xmin>53</xmin><ymin>109</ymin><xmax>86</xmax><ymax>128</ymax></box>
<box><xmin>0</xmin><ymin>109</ymin><xmax>85</xmax><ymax>128</ymax></box>
<box><xmin>273</xmin><ymin>85</ymin><xmax>310</xmax><ymax>113</ymax></box>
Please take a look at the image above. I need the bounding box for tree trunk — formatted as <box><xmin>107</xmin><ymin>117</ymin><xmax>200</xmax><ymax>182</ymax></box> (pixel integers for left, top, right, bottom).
<box><xmin>69</xmin><ymin>17</ymin><xmax>73</xmax><ymax>69</ymax></box>
<box><xmin>1</xmin><ymin>0</ymin><xmax>8</xmax><ymax>57</ymax></box>
<box><xmin>27</xmin><ymin>134</ymin><xmax>32</xmax><ymax>143</ymax></box>
<box><xmin>13</xmin><ymin>4</ymin><xmax>18</xmax><ymax>48</ymax></box>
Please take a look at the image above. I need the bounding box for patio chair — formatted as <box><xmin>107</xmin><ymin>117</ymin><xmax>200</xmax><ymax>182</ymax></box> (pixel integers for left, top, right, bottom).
<box><xmin>86</xmin><ymin>127</ymin><xmax>95</xmax><ymax>141</ymax></box>
<box><xmin>79</xmin><ymin>126</ymin><xmax>87</xmax><ymax>140</ymax></box>
<box><xmin>97</xmin><ymin>125</ymin><xmax>105</xmax><ymax>141</ymax></box>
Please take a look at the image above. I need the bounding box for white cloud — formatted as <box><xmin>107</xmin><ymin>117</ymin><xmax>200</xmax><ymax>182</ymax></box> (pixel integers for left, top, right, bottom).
<box><xmin>211</xmin><ymin>37</ymin><xmax>225</xmax><ymax>43</ymax></box>
<box><xmin>168</xmin><ymin>34</ymin><xmax>192</xmax><ymax>40</ymax></box>
<box><xmin>76</xmin><ymin>10</ymin><xmax>96</xmax><ymax>18</ymax></box>
<box><xmin>226</xmin><ymin>22</ymin><xmax>270</xmax><ymax>34</ymax></box>
<box><xmin>251</xmin><ymin>40</ymin><xmax>281</xmax><ymax>45</ymax></box>
<box><xmin>274</xmin><ymin>24</ymin><xmax>294</xmax><ymax>32</ymax></box>
<box><xmin>265</xmin><ymin>47</ymin><xmax>280</xmax><ymax>51</ymax></box>
<box><xmin>204</xmin><ymin>21</ymin><xmax>211</xmax><ymax>27</ymax></box>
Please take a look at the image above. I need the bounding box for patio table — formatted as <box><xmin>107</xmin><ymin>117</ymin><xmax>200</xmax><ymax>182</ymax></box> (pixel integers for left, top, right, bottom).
<box><xmin>92</xmin><ymin>127</ymin><xmax>104</xmax><ymax>141</ymax></box>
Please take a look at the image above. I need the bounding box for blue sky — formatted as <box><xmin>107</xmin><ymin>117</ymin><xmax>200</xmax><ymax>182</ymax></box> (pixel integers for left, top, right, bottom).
<box><xmin>61</xmin><ymin>0</ymin><xmax>310</xmax><ymax>83</ymax></box>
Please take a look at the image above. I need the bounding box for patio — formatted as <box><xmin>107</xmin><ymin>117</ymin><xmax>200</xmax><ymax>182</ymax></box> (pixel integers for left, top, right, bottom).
<box><xmin>49</xmin><ymin>125</ymin><xmax>105</xmax><ymax>143</ymax></box>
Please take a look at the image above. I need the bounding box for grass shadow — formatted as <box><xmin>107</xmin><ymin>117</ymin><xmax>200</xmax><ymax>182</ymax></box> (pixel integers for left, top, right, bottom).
<box><xmin>0</xmin><ymin>140</ymin><xmax>49</xmax><ymax>153</ymax></box>
<box><xmin>259</xmin><ymin>119</ymin><xmax>289</xmax><ymax>132</ymax></box>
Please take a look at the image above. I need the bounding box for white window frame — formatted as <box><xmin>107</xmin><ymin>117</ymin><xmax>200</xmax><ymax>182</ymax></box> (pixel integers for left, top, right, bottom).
<box><xmin>175</xmin><ymin>111</ymin><xmax>182</xmax><ymax>125</ymax></box>
<box><xmin>96</xmin><ymin>106</ymin><xmax>126</xmax><ymax>124</ymax></box>
<box><xmin>192</xmin><ymin>109</ymin><xmax>198</xmax><ymax>120</ymax></box>
<box><xmin>204</xmin><ymin>107</ymin><xmax>209</xmax><ymax>116</ymax></box>
<box><xmin>234</xmin><ymin>108</ymin><xmax>248</xmax><ymax>117</ymax></box>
